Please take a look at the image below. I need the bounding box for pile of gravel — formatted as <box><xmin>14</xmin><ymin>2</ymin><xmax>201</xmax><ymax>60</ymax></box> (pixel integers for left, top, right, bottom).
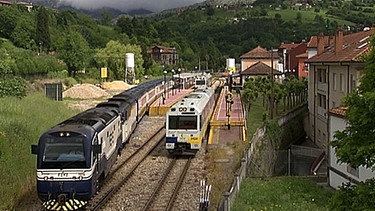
<box><xmin>101</xmin><ymin>80</ymin><xmax>135</xmax><ymax>90</ymax></box>
<box><xmin>63</xmin><ymin>83</ymin><xmax>110</xmax><ymax>99</ymax></box>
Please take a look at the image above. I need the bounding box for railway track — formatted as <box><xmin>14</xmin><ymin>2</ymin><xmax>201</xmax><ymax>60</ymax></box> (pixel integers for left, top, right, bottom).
<box><xmin>85</xmin><ymin>117</ymin><xmax>166</xmax><ymax>210</ymax></box>
<box><xmin>142</xmin><ymin>157</ymin><xmax>192</xmax><ymax>211</ymax></box>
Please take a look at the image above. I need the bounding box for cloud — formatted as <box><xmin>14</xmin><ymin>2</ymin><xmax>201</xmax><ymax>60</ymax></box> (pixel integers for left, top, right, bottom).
<box><xmin>60</xmin><ymin>0</ymin><xmax>206</xmax><ymax>12</ymax></box>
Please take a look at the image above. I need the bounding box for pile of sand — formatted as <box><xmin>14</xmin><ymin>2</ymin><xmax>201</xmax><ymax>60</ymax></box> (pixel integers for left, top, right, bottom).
<box><xmin>63</xmin><ymin>83</ymin><xmax>110</xmax><ymax>99</ymax></box>
<box><xmin>101</xmin><ymin>81</ymin><xmax>135</xmax><ymax>90</ymax></box>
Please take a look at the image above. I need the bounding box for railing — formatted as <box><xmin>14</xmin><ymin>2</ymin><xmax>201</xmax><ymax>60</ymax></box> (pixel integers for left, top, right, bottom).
<box><xmin>310</xmin><ymin>151</ymin><xmax>326</xmax><ymax>175</ymax></box>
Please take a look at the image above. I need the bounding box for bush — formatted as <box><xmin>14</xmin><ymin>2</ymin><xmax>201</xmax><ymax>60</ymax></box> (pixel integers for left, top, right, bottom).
<box><xmin>63</xmin><ymin>77</ymin><xmax>78</xmax><ymax>88</ymax></box>
<box><xmin>0</xmin><ymin>76</ymin><xmax>26</xmax><ymax>98</ymax></box>
<box><xmin>47</xmin><ymin>70</ymin><xmax>68</xmax><ymax>79</ymax></box>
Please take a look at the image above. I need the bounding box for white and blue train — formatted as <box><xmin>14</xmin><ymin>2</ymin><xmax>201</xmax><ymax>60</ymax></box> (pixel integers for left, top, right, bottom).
<box><xmin>31</xmin><ymin>78</ymin><xmax>165</xmax><ymax>210</ymax></box>
<box><xmin>165</xmin><ymin>74</ymin><xmax>216</xmax><ymax>155</ymax></box>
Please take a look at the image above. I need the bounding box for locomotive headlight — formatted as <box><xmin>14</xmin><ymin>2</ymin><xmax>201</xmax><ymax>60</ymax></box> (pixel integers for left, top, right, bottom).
<box><xmin>179</xmin><ymin>107</ymin><xmax>188</xmax><ymax>112</ymax></box>
<box><xmin>78</xmin><ymin>172</ymin><xmax>85</xmax><ymax>180</ymax></box>
<box><xmin>60</xmin><ymin>132</ymin><xmax>64</xmax><ymax>137</ymax></box>
<box><xmin>66</xmin><ymin>132</ymin><xmax>70</xmax><ymax>136</ymax></box>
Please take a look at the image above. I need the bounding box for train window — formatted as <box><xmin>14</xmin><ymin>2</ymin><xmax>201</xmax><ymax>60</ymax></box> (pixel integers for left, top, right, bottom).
<box><xmin>169</xmin><ymin>115</ymin><xmax>197</xmax><ymax>130</ymax></box>
<box><xmin>41</xmin><ymin>137</ymin><xmax>87</xmax><ymax>169</ymax></box>
<box><xmin>195</xmin><ymin>80</ymin><xmax>205</xmax><ymax>86</ymax></box>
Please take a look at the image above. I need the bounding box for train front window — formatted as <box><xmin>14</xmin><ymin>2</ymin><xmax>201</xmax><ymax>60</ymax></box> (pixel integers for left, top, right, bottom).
<box><xmin>41</xmin><ymin>137</ymin><xmax>87</xmax><ymax>169</ymax></box>
<box><xmin>169</xmin><ymin>115</ymin><xmax>197</xmax><ymax>130</ymax></box>
<box><xmin>195</xmin><ymin>80</ymin><xmax>205</xmax><ymax>86</ymax></box>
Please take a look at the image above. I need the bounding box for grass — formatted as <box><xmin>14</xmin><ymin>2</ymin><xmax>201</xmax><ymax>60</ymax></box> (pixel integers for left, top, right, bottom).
<box><xmin>0</xmin><ymin>92</ymin><xmax>78</xmax><ymax>210</ymax></box>
<box><xmin>232</xmin><ymin>177</ymin><xmax>334</xmax><ymax>211</ymax></box>
<box><xmin>267</xmin><ymin>8</ymin><xmax>354</xmax><ymax>26</ymax></box>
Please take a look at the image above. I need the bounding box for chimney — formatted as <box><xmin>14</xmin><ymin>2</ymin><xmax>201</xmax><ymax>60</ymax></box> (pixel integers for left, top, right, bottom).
<box><xmin>335</xmin><ymin>26</ymin><xmax>343</xmax><ymax>54</ymax></box>
<box><xmin>317</xmin><ymin>32</ymin><xmax>324</xmax><ymax>55</ymax></box>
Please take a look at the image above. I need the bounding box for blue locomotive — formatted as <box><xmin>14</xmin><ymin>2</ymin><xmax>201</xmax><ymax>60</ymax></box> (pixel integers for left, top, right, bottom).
<box><xmin>31</xmin><ymin>79</ymin><xmax>164</xmax><ymax>210</ymax></box>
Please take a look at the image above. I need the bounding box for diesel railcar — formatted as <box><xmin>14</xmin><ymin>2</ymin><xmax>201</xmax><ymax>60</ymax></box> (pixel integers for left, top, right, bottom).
<box><xmin>165</xmin><ymin>74</ymin><xmax>215</xmax><ymax>155</ymax></box>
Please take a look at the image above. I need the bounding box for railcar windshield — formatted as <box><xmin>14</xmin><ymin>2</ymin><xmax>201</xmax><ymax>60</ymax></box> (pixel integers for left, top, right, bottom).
<box><xmin>168</xmin><ymin>115</ymin><xmax>197</xmax><ymax>130</ymax></box>
<box><xmin>41</xmin><ymin>137</ymin><xmax>87</xmax><ymax>169</ymax></box>
<box><xmin>195</xmin><ymin>80</ymin><xmax>206</xmax><ymax>86</ymax></box>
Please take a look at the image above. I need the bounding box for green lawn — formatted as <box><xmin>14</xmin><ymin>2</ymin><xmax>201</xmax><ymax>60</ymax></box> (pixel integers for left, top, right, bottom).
<box><xmin>232</xmin><ymin>177</ymin><xmax>334</xmax><ymax>211</ymax></box>
<box><xmin>267</xmin><ymin>8</ymin><xmax>354</xmax><ymax>26</ymax></box>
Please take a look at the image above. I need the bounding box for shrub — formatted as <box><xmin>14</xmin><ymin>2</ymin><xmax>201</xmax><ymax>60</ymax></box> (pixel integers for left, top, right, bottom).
<box><xmin>0</xmin><ymin>76</ymin><xmax>26</xmax><ymax>98</ymax></box>
<box><xmin>63</xmin><ymin>77</ymin><xmax>78</xmax><ymax>88</ymax></box>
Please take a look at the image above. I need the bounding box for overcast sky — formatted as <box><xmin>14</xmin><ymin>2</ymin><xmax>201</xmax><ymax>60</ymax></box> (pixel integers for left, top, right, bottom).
<box><xmin>60</xmin><ymin>0</ymin><xmax>206</xmax><ymax>12</ymax></box>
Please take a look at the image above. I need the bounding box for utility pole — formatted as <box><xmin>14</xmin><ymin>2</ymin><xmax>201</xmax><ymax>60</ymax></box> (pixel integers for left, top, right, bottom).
<box><xmin>270</xmin><ymin>48</ymin><xmax>275</xmax><ymax>119</ymax></box>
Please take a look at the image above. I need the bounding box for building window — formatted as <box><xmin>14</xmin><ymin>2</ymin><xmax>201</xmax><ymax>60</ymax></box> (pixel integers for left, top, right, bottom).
<box><xmin>350</xmin><ymin>74</ymin><xmax>356</xmax><ymax>92</ymax></box>
<box><xmin>340</xmin><ymin>74</ymin><xmax>345</xmax><ymax>92</ymax></box>
<box><xmin>318</xmin><ymin>94</ymin><xmax>326</xmax><ymax>109</ymax></box>
<box><xmin>347</xmin><ymin>165</ymin><xmax>359</xmax><ymax>178</ymax></box>
<box><xmin>333</xmin><ymin>73</ymin><xmax>337</xmax><ymax>91</ymax></box>
<box><xmin>318</xmin><ymin>68</ymin><xmax>327</xmax><ymax>83</ymax></box>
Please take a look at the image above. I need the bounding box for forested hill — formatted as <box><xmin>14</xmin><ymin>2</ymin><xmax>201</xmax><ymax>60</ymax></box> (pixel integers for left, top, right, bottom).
<box><xmin>0</xmin><ymin>1</ymin><xmax>372</xmax><ymax>77</ymax></box>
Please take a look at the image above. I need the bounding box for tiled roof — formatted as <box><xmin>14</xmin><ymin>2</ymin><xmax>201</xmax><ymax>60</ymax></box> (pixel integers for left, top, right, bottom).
<box><xmin>241</xmin><ymin>61</ymin><xmax>282</xmax><ymax>75</ymax></box>
<box><xmin>240</xmin><ymin>46</ymin><xmax>279</xmax><ymax>59</ymax></box>
<box><xmin>279</xmin><ymin>43</ymin><xmax>300</xmax><ymax>50</ymax></box>
<box><xmin>147</xmin><ymin>45</ymin><xmax>177</xmax><ymax>54</ymax></box>
<box><xmin>306</xmin><ymin>29</ymin><xmax>374</xmax><ymax>63</ymax></box>
<box><xmin>307</xmin><ymin>35</ymin><xmax>332</xmax><ymax>48</ymax></box>
<box><xmin>0</xmin><ymin>0</ymin><xmax>11</xmax><ymax>5</ymax></box>
<box><xmin>296</xmin><ymin>52</ymin><xmax>308</xmax><ymax>58</ymax></box>
<box><xmin>329</xmin><ymin>106</ymin><xmax>348</xmax><ymax>118</ymax></box>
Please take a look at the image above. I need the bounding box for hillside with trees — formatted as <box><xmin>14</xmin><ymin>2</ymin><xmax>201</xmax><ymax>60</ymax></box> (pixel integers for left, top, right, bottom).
<box><xmin>1</xmin><ymin>1</ymin><xmax>375</xmax><ymax>209</ymax></box>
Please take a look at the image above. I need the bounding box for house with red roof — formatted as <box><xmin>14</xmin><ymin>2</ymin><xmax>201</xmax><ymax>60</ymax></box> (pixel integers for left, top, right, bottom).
<box><xmin>0</xmin><ymin>0</ymin><xmax>11</xmax><ymax>6</ymax></box>
<box><xmin>305</xmin><ymin>26</ymin><xmax>374</xmax><ymax>153</ymax></box>
<box><xmin>278</xmin><ymin>42</ymin><xmax>307</xmax><ymax>79</ymax></box>
<box><xmin>240</xmin><ymin>46</ymin><xmax>280</xmax><ymax>72</ymax></box>
<box><xmin>147</xmin><ymin>45</ymin><xmax>179</xmax><ymax>67</ymax></box>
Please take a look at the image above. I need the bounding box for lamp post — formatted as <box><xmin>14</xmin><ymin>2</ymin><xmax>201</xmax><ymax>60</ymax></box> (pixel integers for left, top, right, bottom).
<box><xmin>163</xmin><ymin>70</ymin><xmax>167</xmax><ymax>104</ymax></box>
<box><xmin>171</xmin><ymin>69</ymin><xmax>175</xmax><ymax>95</ymax></box>
<box><xmin>229</xmin><ymin>70</ymin><xmax>233</xmax><ymax>93</ymax></box>
<box><xmin>178</xmin><ymin>68</ymin><xmax>181</xmax><ymax>92</ymax></box>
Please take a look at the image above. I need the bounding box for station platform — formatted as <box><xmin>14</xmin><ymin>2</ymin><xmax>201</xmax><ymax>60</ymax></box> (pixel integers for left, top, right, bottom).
<box><xmin>208</xmin><ymin>87</ymin><xmax>246</xmax><ymax>144</ymax></box>
<box><xmin>149</xmin><ymin>89</ymin><xmax>193</xmax><ymax>116</ymax></box>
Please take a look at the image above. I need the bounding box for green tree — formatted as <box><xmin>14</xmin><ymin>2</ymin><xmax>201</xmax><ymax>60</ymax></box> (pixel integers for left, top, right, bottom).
<box><xmin>57</xmin><ymin>30</ymin><xmax>90</xmax><ymax>77</ymax></box>
<box><xmin>242</xmin><ymin>77</ymin><xmax>259</xmax><ymax>113</ymax></box>
<box><xmin>0</xmin><ymin>6</ymin><xmax>18</xmax><ymax>39</ymax></box>
<box><xmin>206</xmin><ymin>6</ymin><xmax>215</xmax><ymax>16</ymax></box>
<box><xmin>35</xmin><ymin>6</ymin><xmax>51</xmax><ymax>52</ymax></box>
<box><xmin>94</xmin><ymin>40</ymin><xmax>144</xmax><ymax>80</ymax></box>
<box><xmin>100</xmin><ymin>10</ymin><xmax>112</xmax><ymax>26</ymax></box>
<box><xmin>329</xmin><ymin>179</ymin><xmax>375</xmax><ymax>210</ymax></box>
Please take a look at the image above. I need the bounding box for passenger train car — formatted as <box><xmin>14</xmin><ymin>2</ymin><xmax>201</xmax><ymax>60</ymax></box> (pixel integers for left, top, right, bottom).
<box><xmin>165</xmin><ymin>74</ymin><xmax>216</xmax><ymax>155</ymax></box>
<box><xmin>31</xmin><ymin>79</ymin><xmax>164</xmax><ymax>210</ymax></box>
